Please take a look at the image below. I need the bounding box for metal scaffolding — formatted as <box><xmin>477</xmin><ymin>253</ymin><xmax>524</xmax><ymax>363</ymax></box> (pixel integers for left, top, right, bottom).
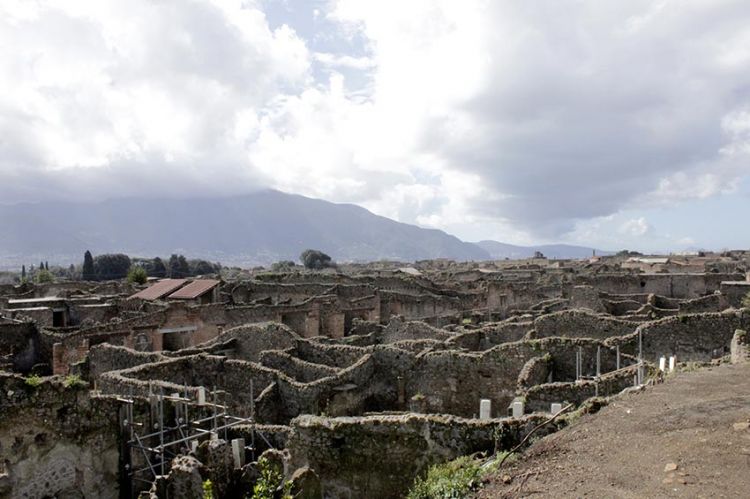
<box><xmin>119</xmin><ymin>381</ymin><xmax>273</xmax><ymax>497</ymax></box>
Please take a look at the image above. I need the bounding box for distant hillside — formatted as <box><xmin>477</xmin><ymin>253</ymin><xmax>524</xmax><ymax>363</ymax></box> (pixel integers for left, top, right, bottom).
<box><xmin>475</xmin><ymin>240</ymin><xmax>611</xmax><ymax>260</ymax></box>
<box><xmin>0</xmin><ymin>190</ymin><xmax>490</xmax><ymax>266</ymax></box>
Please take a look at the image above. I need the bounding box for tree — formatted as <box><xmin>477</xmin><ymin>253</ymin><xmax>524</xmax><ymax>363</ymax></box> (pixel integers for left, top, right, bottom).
<box><xmin>151</xmin><ymin>257</ymin><xmax>167</xmax><ymax>278</ymax></box>
<box><xmin>82</xmin><ymin>251</ymin><xmax>96</xmax><ymax>280</ymax></box>
<box><xmin>300</xmin><ymin>249</ymin><xmax>335</xmax><ymax>270</ymax></box>
<box><xmin>168</xmin><ymin>254</ymin><xmax>190</xmax><ymax>278</ymax></box>
<box><xmin>35</xmin><ymin>269</ymin><xmax>54</xmax><ymax>284</ymax></box>
<box><xmin>94</xmin><ymin>253</ymin><xmax>132</xmax><ymax>280</ymax></box>
<box><xmin>21</xmin><ymin>265</ymin><xmax>26</xmax><ymax>281</ymax></box>
<box><xmin>44</xmin><ymin>261</ymin><xmax>49</xmax><ymax>271</ymax></box>
<box><xmin>127</xmin><ymin>266</ymin><xmax>148</xmax><ymax>285</ymax></box>
<box><xmin>189</xmin><ymin>259</ymin><xmax>218</xmax><ymax>276</ymax></box>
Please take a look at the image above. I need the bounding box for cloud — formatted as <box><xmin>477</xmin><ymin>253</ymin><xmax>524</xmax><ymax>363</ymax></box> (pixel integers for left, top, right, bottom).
<box><xmin>0</xmin><ymin>0</ymin><xmax>309</xmax><ymax>202</ymax></box>
<box><xmin>325</xmin><ymin>0</ymin><xmax>750</xmax><ymax>237</ymax></box>
<box><xmin>619</xmin><ymin>217</ymin><xmax>652</xmax><ymax>237</ymax></box>
<box><xmin>1</xmin><ymin>0</ymin><xmax>750</xmax><ymax>247</ymax></box>
<box><xmin>313</xmin><ymin>52</ymin><xmax>375</xmax><ymax>70</ymax></box>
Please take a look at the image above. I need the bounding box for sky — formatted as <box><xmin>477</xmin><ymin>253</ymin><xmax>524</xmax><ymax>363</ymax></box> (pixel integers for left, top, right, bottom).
<box><xmin>1</xmin><ymin>0</ymin><xmax>750</xmax><ymax>253</ymax></box>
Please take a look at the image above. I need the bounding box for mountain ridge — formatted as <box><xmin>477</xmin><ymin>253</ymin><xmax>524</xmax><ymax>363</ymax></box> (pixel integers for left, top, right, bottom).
<box><xmin>0</xmin><ymin>190</ymin><xmax>490</xmax><ymax>266</ymax></box>
<box><xmin>0</xmin><ymin>190</ymin><xmax>610</xmax><ymax>268</ymax></box>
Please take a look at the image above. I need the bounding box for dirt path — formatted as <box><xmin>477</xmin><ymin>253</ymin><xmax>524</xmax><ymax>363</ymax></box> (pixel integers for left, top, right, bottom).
<box><xmin>479</xmin><ymin>362</ymin><xmax>750</xmax><ymax>498</ymax></box>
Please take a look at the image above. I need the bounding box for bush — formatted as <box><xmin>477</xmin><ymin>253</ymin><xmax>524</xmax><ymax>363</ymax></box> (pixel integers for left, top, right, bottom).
<box><xmin>203</xmin><ymin>479</ymin><xmax>214</xmax><ymax>499</ymax></box>
<box><xmin>127</xmin><ymin>266</ymin><xmax>148</xmax><ymax>285</ymax></box>
<box><xmin>63</xmin><ymin>374</ymin><xmax>87</xmax><ymax>389</ymax></box>
<box><xmin>742</xmin><ymin>291</ymin><xmax>750</xmax><ymax>309</ymax></box>
<box><xmin>25</xmin><ymin>374</ymin><xmax>43</xmax><ymax>388</ymax></box>
<box><xmin>252</xmin><ymin>457</ymin><xmax>291</xmax><ymax>499</ymax></box>
<box><xmin>407</xmin><ymin>456</ymin><xmax>483</xmax><ymax>499</ymax></box>
<box><xmin>35</xmin><ymin>269</ymin><xmax>54</xmax><ymax>284</ymax></box>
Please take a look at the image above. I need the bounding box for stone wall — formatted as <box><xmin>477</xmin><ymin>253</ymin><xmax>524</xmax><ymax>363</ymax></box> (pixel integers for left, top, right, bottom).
<box><xmin>607</xmin><ymin>309</ymin><xmax>750</xmax><ymax>362</ymax></box>
<box><xmin>523</xmin><ymin>364</ymin><xmax>638</xmax><ymax>412</ymax></box>
<box><xmin>0</xmin><ymin>374</ymin><xmax>120</xmax><ymax>498</ymax></box>
<box><xmin>532</xmin><ymin>310</ymin><xmax>639</xmax><ymax>340</ymax></box>
<box><xmin>287</xmin><ymin>413</ymin><xmax>564</xmax><ymax>499</ymax></box>
<box><xmin>0</xmin><ymin>321</ymin><xmax>39</xmax><ymax>372</ymax></box>
<box><xmin>380</xmin><ymin>317</ymin><xmax>453</xmax><ymax>344</ymax></box>
<box><xmin>578</xmin><ymin>273</ymin><xmax>743</xmax><ymax>299</ymax></box>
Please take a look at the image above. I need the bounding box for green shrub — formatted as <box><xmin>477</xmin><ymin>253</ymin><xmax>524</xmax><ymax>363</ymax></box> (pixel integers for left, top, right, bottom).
<box><xmin>35</xmin><ymin>269</ymin><xmax>54</xmax><ymax>284</ymax></box>
<box><xmin>203</xmin><ymin>479</ymin><xmax>214</xmax><ymax>499</ymax></box>
<box><xmin>63</xmin><ymin>374</ymin><xmax>86</xmax><ymax>389</ymax></box>
<box><xmin>407</xmin><ymin>456</ymin><xmax>483</xmax><ymax>499</ymax></box>
<box><xmin>25</xmin><ymin>374</ymin><xmax>43</xmax><ymax>388</ymax></box>
<box><xmin>742</xmin><ymin>291</ymin><xmax>750</xmax><ymax>309</ymax></box>
<box><xmin>251</xmin><ymin>457</ymin><xmax>291</xmax><ymax>499</ymax></box>
<box><xmin>127</xmin><ymin>266</ymin><xmax>148</xmax><ymax>285</ymax></box>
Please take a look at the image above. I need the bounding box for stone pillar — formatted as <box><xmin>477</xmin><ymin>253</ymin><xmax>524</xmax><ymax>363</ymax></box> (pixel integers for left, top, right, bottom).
<box><xmin>52</xmin><ymin>342</ymin><xmax>65</xmax><ymax>375</ymax></box>
<box><xmin>150</xmin><ymin>331</ymin><xmax>163</xmax><ymax>351</ymax></box>
<box><xmin>731</xmin><ymin>329</ymin><xmax>749</xmax><ymax>364</ymax></box>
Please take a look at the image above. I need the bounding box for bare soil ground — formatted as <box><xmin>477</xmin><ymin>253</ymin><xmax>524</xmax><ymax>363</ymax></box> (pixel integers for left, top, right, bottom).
<box><xmin>479</xmin><ymin>362</ymin><xmax>750</xmax><ymax>498</ymax></box>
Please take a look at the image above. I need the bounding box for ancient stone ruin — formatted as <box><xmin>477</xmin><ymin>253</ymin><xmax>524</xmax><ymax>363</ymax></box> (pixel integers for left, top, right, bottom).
<box><xmin>1</xmin><ymin>253</ymin><xmax>749</xmax><ymax>497</ymax></box>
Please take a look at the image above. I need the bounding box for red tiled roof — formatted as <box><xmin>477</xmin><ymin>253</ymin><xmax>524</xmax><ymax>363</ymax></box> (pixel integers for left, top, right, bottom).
<box><xmin>167</xmin><ymin>279</ymin><xmax>220</xmax><ymax>300</ymax></box>
<box><xmin>129</xmin><ymin>279</ymin><xmax>188</xmax><ymax>300</ymax></box>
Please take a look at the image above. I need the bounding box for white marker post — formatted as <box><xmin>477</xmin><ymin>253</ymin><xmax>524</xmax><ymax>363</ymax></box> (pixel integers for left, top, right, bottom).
<box><xmin>659</xmin><ymin>356</ymin><xmax>666</xmax><ymax>372</ymax></box>
<box><xmin>479</xmin><ymin>399</ymin><xmax>491</xmax><ymax>420</ymax></box>
<box><xmin>551</xmin><ymin>402</ymin><xmax>562</xmax><ymax>414</ymax></box>
<box><xmin>231</xmin><ymin>438</ymin><xmax>245</xmax><ymax>468</ymax></box>
<box><xmin>669</xmin><ymin>356</ymin><xmax>676</xmax><ymax>372</ymax></box>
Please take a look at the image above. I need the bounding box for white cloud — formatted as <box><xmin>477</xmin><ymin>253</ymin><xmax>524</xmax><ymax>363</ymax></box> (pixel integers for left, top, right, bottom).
<box><xmin>313</xmin><ymin>52</ymin><xmax>375</xmax><ymax>70</ymax></box>
<box><xmin>619</xmin><ymin>217</ymin><xmax>652</xmax><ymax>237</ymax></box>
<box><xmin>1</xmin><ymin>0</ymin><xmax>750</xmax><ymax>249</ymax></box>
<box><xmin>0</xmin><ymin>0</ymin><xmax>309</xmax><ymax>200</ymax></box>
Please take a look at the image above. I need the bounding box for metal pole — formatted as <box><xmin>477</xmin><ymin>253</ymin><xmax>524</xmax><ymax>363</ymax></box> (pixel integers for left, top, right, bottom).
<box><xmin>159</xmin><ymin>387</ymin><xmax>165</xmax><ymax>476</ymax></box>
<box><xmin>223</xmin><ymin>391</ymin><xmax>228</xmax><ymax>442</ymax></box>
<box><xmin>212</xmin><ymin>386</ymin><xmax>218</xmax><ymax>435</ymax></box>
<box><xmin>596</xmin><ymin>345</ymin><xmax>601</xmax><ymax>377</ymax></box>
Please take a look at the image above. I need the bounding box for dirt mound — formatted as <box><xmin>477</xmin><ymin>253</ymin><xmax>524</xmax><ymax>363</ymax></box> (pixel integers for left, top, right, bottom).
<box><xmin>479</xmin><ymin>362</ymin><xmax>750</xmax><ymax>498</ymax></box>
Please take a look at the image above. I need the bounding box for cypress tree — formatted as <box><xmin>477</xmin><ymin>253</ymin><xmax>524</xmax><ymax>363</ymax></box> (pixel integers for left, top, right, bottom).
<box><xmin>82</xmin><ymin>250</ymin><xmax>96</xmax><ymax>281</ymax></box>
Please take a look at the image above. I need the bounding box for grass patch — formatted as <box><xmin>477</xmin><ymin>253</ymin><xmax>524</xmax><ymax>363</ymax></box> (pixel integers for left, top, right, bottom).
<box><xmin>63</xmin><ymin>374</ymin><xmax>87</xmax><ymax>389</ymax></box>
<box><xmin>24</xmin><ymin>374</ymin><xmax>42</xmax><ymax>388</ymax></box>
<box><xmin>407</xmin><ymin>456</ymin><xmax>483</xmax><ymax>499</ymax></box>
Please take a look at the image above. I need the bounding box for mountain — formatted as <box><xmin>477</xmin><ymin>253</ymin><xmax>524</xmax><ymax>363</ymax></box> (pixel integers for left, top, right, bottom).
<box><xmin>0</xmin><ymin>190</ymin><xmax>490</xmax><ymax>266</ymax></box>
<box><xmin>475</xmin><ymin>240</ymin><xmax>611</xmax><ymax>260</ymax></box>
